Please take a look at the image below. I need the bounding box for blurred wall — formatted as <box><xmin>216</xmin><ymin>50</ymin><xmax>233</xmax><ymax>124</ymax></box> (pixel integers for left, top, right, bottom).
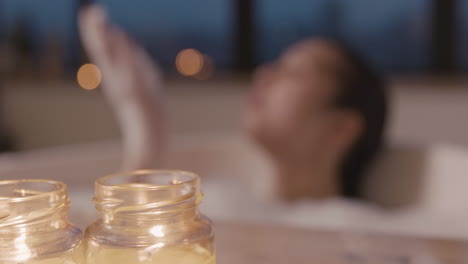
<box><xmin>3</xmin><ymin>79</ymin><xmax>468</xmax><ymax>151</ymax></box>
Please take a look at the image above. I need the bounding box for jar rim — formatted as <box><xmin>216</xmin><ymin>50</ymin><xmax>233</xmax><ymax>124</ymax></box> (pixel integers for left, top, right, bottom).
<box><xmin>0</xmin><ymin>179</ymin><xmax>67</xmax><ymax>203</ymax></box>
<box><xmin>96</xmin><ymin>170</ymin><xmax>200</xmax><ymax>191</ymax></box>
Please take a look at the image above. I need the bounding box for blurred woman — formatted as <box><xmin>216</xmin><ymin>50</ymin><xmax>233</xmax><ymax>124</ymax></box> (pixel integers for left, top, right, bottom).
<box><xmin>78</xmin><ymin>5</ymin><xmax>387</xmax><ymax>201</ymax></box>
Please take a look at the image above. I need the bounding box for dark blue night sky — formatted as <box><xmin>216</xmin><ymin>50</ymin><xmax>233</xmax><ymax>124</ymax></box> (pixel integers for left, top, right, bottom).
<box><xmin>0</xmin><ymin>0</ymin><xmax>465</xmax><ymax>72</ymax></box>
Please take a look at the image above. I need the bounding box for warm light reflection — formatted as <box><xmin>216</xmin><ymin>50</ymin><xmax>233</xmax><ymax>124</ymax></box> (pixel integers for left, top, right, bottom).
<box><xmin>176</xmin><ymin>49</ymin><xmax>204</xmax><ymax>76</ymax></box>
<box><xmin>77</xmin><ymin>63</ymin><xmax>101</xmax><ymax>90</ymax></box>
<box><xmin>150</xmin><ymin>225</ymin><xmax>165</xmax><ymax>238</ymax></box>
<box><xmin>14</xmin><ymin>230</ymin><xmax>32</xmax><ymax>262</ymax></box>
<box><xmin>194</xmin><ymin>55</ymin><xmax>215</xmax><ymax>80</ymax></box>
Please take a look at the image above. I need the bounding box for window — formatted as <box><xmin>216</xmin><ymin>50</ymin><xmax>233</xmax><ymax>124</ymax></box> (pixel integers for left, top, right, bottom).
<box><xmin>458</xmin><ymin>0</ymin><xmax>468</xmax><ymax>71</ymax></box>
<box><xmin>96</xmin><ymin>0</ymin><xmax>233</xmax><ymax>68</ymax></box>
<box><xmin>255</xmin><ymin>0</ymin><xmax>432</xmax><ymax>72</ymax></box>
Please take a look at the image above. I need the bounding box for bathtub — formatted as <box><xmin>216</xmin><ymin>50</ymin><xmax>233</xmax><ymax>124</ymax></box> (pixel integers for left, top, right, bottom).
<box><xmin>1</xmin><ymin>132</ymin><xmax>468</xmax><ymax>240</ymax></box>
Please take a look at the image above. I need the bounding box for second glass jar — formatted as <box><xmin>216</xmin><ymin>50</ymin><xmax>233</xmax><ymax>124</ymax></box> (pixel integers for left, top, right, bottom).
<box><xmin>84</xmin><ymin>170</ymin><xmax>216</xmax><ymax>264</ymax></box>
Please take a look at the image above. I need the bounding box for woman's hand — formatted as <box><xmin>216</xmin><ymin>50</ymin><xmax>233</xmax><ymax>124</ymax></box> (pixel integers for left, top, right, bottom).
<box><xmin>79</xmin><ymin>5</ymin><xmax>166</xmax><ymax>170</ymax></box>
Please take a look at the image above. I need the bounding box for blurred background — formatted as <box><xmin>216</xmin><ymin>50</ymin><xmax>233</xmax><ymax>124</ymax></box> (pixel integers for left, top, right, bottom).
<box><xmin>2</xmin><ymin>0</ymin><xmax>468</xmax><ymax>242</ymax></box>
<box><xmin>0</xmin><ymin>0</ymin><xmax>467</xmax><ymax>151</ymax></box>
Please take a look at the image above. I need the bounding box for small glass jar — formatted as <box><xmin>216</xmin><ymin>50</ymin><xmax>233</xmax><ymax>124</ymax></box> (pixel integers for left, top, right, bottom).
<box><xmin>85</xmin><ymin>170</ymin><xmax>216</xmax><ymax>264</ymax></box>
<box><xmin>0</xmin><ymin>179</ymin><xmax>83</xmax><ymax>264</ymax></box>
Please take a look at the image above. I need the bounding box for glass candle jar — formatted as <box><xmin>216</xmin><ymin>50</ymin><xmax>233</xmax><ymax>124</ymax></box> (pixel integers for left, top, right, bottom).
<box><xmin>0</xmin><ymin>179</ymin><xmax>83</xmax><ymax>264</ymax></box>
<box><xmin>85</xmin><ymin>170</ymin><xmax>216</xmax><ymax>264</ymax></box>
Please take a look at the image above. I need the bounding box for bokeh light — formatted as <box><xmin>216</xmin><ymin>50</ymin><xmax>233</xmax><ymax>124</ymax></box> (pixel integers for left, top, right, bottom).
<box><xmin>176</xmin><ymin>49</ymin><xmax>204</xmax><ymax>76</ymax></box>
<box><xmin>77</xmin><ymin>64</ymin><xmax>101</xmax><ymax>90</ymax></box>
<box><xmin>194</xmin><ymin>55</ymin><xmax>215</xmax><ymax>80</ymax></box>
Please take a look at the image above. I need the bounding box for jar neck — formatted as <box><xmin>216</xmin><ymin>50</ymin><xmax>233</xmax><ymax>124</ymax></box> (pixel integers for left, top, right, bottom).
<box><xmin>94</xmin><ymin>170</ymin><xmax>203</xmax><ymax>228</ymax></box>
<box><xmin>1</xmin><ymin>208</ymin><xmax>70</xmax><ymax>235</ymax></box>
<box><xmin>101</xmin><ymin>206</ymin><xmax>200</xmax><ymax>228</ymax></box>
<box><xmin>0</xmin><ymin>179</ymin><xmax>71</xmax><ymax>233</ymax></box>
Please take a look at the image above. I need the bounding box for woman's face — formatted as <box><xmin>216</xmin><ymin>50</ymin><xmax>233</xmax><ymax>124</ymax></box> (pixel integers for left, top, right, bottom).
<box><xmin>244</xmin><ymin>39</ymin><xmax>347</xmax><ymax>156</ymax></box>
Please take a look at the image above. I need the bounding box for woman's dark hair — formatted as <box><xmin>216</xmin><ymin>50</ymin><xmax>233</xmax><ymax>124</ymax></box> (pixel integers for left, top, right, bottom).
<box><xmin>332</xmin><ymin>45</ymin><xmax>388</xmax><ymax>198</ymax></box>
